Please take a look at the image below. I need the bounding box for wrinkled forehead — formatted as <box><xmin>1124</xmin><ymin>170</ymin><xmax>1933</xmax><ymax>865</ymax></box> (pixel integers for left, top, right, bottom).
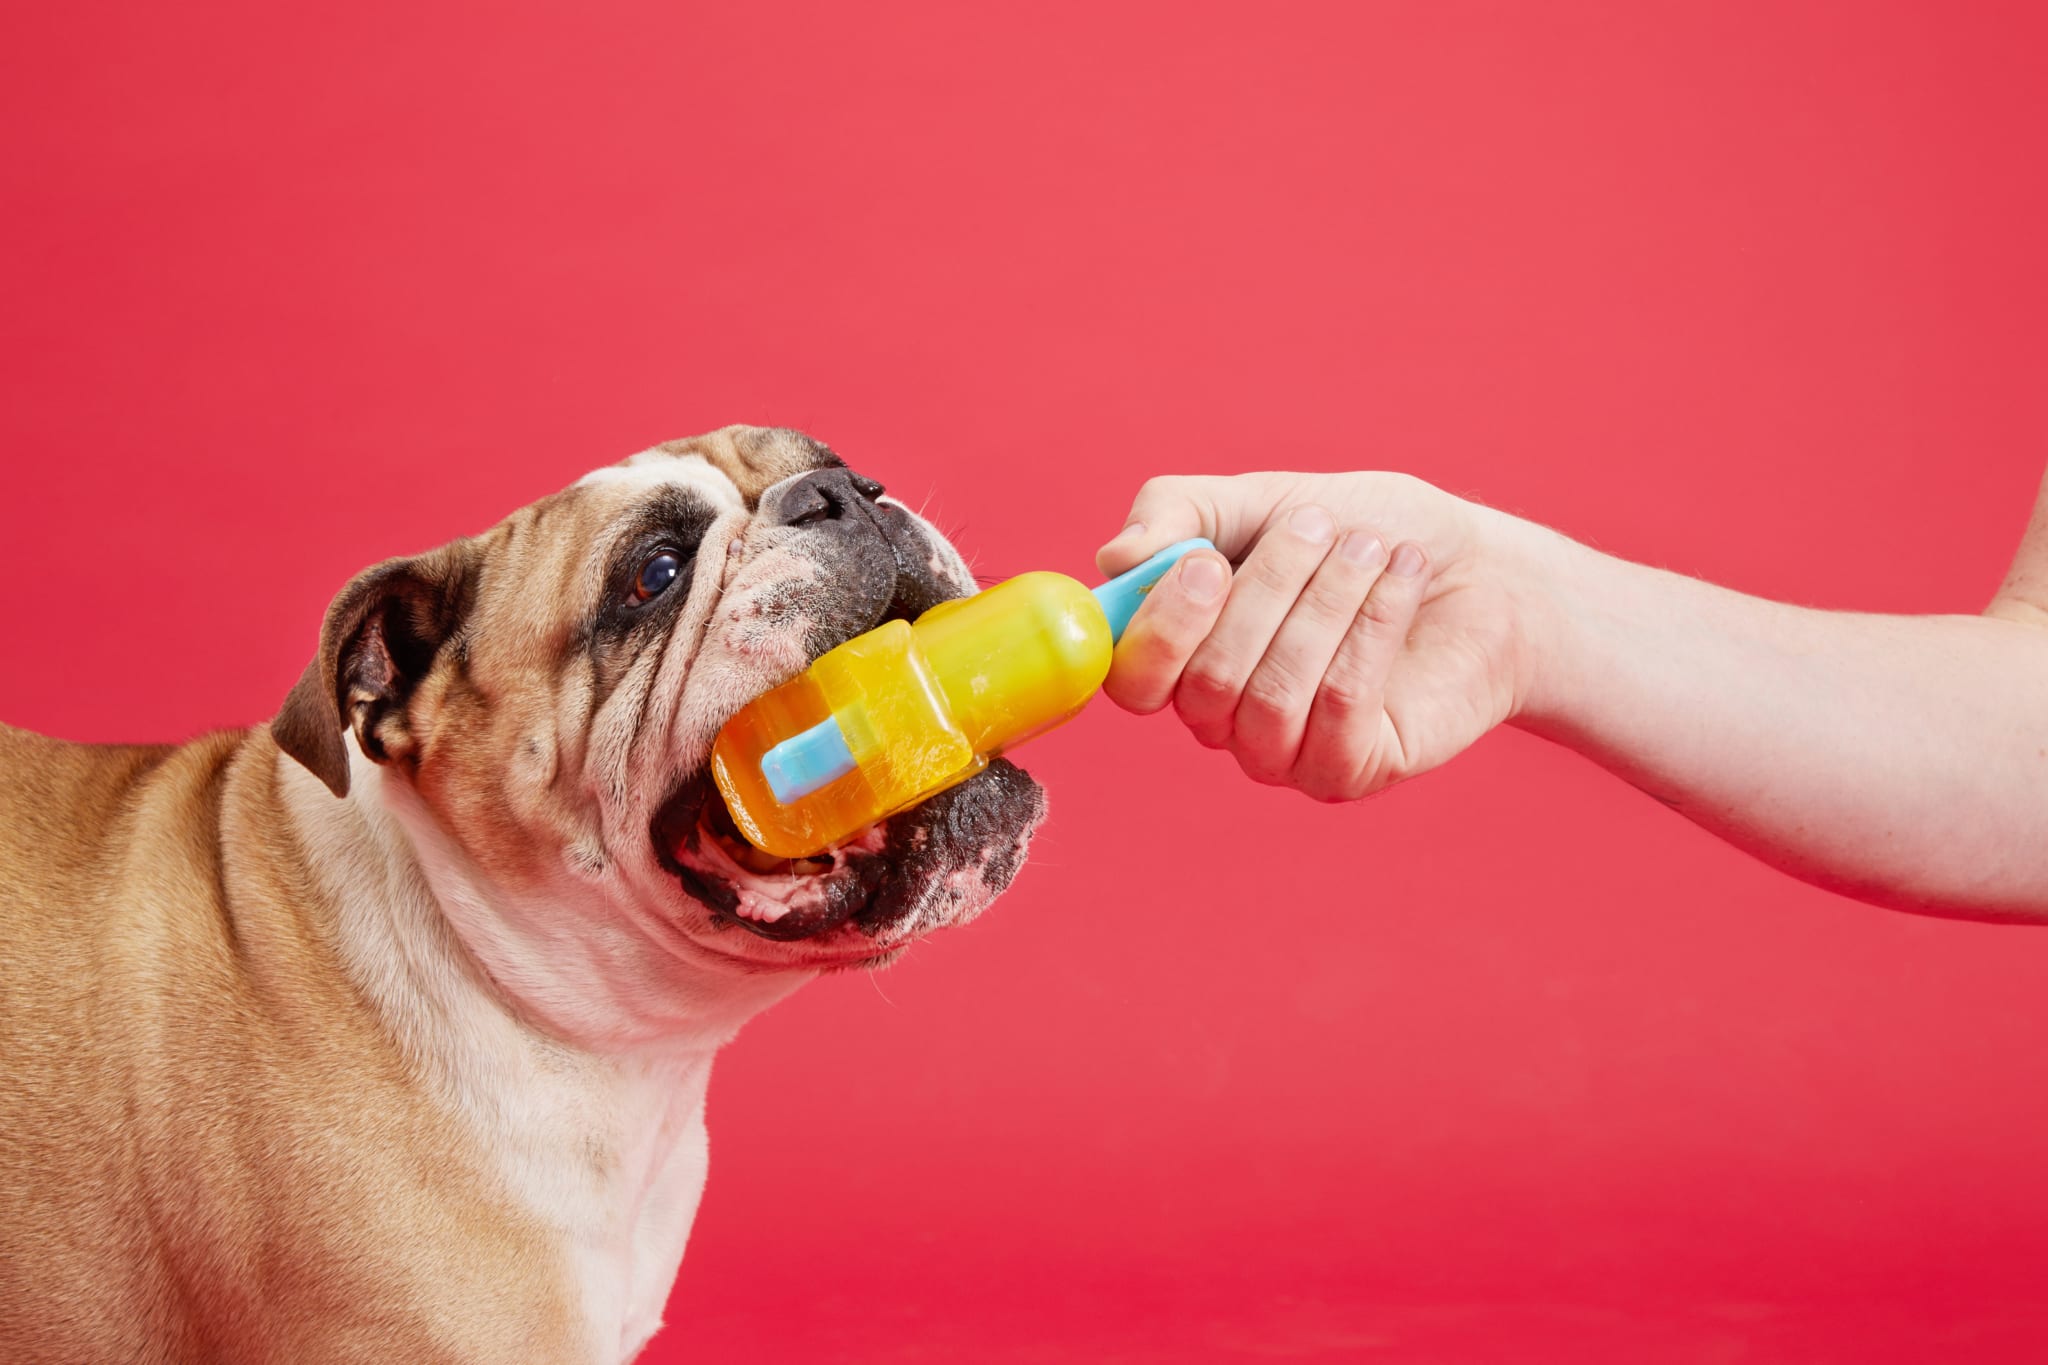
<box><xmin>462</xmin><ymin>426</ymin><xmax>848</xmax><ymax>628</ymax></box>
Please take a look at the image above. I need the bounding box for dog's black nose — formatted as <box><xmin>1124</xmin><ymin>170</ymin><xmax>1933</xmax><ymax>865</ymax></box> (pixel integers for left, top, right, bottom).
<box><xmin>775</xmin><ymin>468</ymin><xmax>886</xmax><ymax>528</ymax></box>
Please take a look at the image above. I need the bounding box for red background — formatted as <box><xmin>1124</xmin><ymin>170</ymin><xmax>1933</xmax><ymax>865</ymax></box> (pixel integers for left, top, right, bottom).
<box><xmin>5</xmin><ymin>3</ymin><xmax>2048</xmax><ymax>1361</ymax></box>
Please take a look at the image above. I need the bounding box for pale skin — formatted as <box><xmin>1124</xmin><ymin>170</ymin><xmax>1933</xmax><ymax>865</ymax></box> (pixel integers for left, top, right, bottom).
<box><xmin>1098</xmin><ymin>469</ymin><xmax>2048</xmax><ymax>923</ymax></box>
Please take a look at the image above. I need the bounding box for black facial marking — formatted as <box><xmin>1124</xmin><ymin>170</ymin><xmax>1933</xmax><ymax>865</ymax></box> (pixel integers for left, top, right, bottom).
<box><xmin>755</xmin><ymin>465</ymin><xmax>969</xmax><ymax>660</ymax></box>
<box><xmin>852</xmin><ymin>759</ymin><xmax>1043</xmax><ymax>934</ymax></box>
<box><xmin>649</xmin><ymin>760</ymin><xmax>1044</xmax><ymax>944</ymax></box>
<box><xmin>595</xmin><ymin>487</ymin><xmax>716</xmax><ymax>633</ymax></box>
<box><xmin>575</xmin><ymin>487</ymin><xmax>719</xmax><ymax>719</ymax></box>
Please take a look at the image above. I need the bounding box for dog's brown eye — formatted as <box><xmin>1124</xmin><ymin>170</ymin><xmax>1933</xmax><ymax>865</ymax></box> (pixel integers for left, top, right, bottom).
<box><xmin>632</xmin><ymin>551</ymin><xmax>682</xmax><ymax>603</ymax></box>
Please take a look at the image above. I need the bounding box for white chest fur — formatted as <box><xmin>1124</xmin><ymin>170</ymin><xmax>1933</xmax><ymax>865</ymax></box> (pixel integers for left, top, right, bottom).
<box><xmin>487</xmin><ymin>1042</ymin><xmax>718</xmax><ymax>1362</ymax></box>
<box><xmin>284</xmin><ymin>755</ymin><xmax>783</xmax><ymax>1363</ymax></box>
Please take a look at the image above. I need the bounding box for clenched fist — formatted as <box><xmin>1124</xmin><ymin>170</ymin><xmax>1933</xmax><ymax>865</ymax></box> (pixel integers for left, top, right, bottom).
<box><xmin>1097</xmin><ymin>471</ymin><xmax>1551</xmax><ymax>802</ymax></box>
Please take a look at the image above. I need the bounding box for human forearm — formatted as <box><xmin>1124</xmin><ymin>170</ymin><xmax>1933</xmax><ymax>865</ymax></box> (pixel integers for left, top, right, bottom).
<box><xmin>1098</xmin><ymin>467</ymin><xmax>2048</xmax><ymax>920</ymax></box>
<box><xmin>1507</xmin><ymin>523</ymin><xmax>2048</xmax><ymax>920</ymax></box>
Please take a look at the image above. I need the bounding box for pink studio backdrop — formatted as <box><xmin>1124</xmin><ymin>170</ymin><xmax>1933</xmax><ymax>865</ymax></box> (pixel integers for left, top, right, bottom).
<box><xmin>5</xmin><ymin>3</ymin><xmax>2048</xmax><ymax>1361</ymax></box>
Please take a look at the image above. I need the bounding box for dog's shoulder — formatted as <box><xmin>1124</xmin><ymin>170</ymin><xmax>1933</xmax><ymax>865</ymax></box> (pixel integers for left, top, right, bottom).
<box><xmin>0</xmin><ymin>718</ymin><xmax>175</xmax><ymax>830</ymax></box>
<box><xmin>0</xmin><ymin>721</ymin><xmax>272</xmax><ymax>1039</ymax></box>
<box><xmin>0</xmin><ymin>721</ymin><xmax>242</xmax><ymax>906</ymax></box>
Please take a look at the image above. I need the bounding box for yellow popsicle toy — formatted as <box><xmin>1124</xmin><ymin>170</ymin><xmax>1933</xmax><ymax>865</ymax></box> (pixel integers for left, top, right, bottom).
<box><xmin>711</xmin><ymin>538</ymin><xmax>1213</xmax><ymax>858</ymax></box>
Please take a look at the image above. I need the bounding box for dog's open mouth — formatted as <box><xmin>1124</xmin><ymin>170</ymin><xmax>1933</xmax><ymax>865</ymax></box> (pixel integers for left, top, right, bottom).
<box><xmin>650</xmin><ymin>774</ymin><xmax>884</xmax><ymax>942</ymax></box>
<box><xmin>649</xmin><ymin>512</ymin><xmax>1049</xmax><ymax>949</ymax></box>
<box><xmin>649</xmin><ymin>759</ymin><xmax>1044</xmax><ymax>946</ymax></box>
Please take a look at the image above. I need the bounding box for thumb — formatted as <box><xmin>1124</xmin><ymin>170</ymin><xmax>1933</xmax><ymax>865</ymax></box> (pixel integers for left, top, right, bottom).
<box><xmin>1095</xmin><ymin>473</ymin><xmax>1298</xmax><ymax>576</ymax></box>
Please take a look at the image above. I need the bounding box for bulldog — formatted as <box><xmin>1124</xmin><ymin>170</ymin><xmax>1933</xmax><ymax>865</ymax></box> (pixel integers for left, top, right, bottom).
<box><xmin>0</xmin><ymin>427</ymin><xmax>1044</xmax><ymax>1364</ymax></box>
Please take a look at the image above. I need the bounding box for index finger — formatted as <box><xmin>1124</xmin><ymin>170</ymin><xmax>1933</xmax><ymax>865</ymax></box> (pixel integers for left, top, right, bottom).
<box><xmin>1095</xmin><ymin>473</ymin><xmax>1304</xmax><ymax>576</ymax></box>
<box><xmin>1101</xmin><ymin>549</ymin><xmax>1233</xmax><ymax>715</ymax></box>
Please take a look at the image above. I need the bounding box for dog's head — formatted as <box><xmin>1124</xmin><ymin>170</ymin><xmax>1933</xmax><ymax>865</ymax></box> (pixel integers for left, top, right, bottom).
<box><xmin>274</xmin><ymin>427</ymin><xmax>1044</xmax><ymax>1031</ymax></box>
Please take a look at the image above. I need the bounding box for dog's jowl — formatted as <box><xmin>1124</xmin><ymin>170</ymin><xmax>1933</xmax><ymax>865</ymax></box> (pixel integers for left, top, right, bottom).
<box><xmin>0</xmin><ymin>426</ymin><xmax>1044</xmax><ymax>1364</ymax></box>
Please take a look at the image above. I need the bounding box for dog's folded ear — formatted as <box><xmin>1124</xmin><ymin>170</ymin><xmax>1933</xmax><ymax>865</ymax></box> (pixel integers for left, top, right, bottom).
<box><xmin>273</xmin><ymin>543</ymin><xmax>475</xmax><ymax>798</ymax></box>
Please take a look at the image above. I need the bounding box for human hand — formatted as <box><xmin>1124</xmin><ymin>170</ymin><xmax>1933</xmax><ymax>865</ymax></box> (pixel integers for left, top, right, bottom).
<box><xmin>1097</xmin><ymin>471</ymin><xmax>1551</xmax><ymax>801</ymax></box>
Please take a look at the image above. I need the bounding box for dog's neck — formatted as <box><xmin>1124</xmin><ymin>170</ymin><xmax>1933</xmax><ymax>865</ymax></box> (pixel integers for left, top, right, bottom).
<box><xmin>279</xmin><ymin>743</ymin><xmax>806</xmax><ymax>1363</ymax></box>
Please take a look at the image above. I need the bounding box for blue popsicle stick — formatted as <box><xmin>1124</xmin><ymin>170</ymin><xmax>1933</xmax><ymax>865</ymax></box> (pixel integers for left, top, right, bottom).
<box><xmin>758</xmin><ymin>538</ymin><xmax>1216</xmax><ymax>804</ymax></box>
<box><xmin>761</xmin><ymin>717</ymin><xmax>857</xmax><ymax>804</ymax></box>
<box><xmin>1090</xmin><ymin>537</ymin><xmax>1215</xmax><ymax>642</ymax></box>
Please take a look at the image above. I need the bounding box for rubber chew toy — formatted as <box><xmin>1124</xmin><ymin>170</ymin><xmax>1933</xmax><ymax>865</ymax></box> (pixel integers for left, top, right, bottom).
<box><xmin>712</xmin><ymin>538</ymin><xmax>1214</xmax><ymax>858</ymax></box>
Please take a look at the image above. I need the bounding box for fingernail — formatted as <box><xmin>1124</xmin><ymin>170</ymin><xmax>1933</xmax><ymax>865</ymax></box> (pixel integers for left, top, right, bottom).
<box><xmin>1179</xmin><ymin>556</ymin><xmax>1225</xmax><ymax>603</ymax></box>
<box><xmin>1338</xmin><ymin>530</ymin><xmax>1385</xmax><ymax>568</ymax></box>
<box><xmin>1287</xmin><ymin>504</ymin><xmax>1336</xmax><ymax>546</ymax></box>
<box><xmin>1390</xmin><ymin>544</ymin><xmax>1425</xmax><ymax>577</ymax></box>
<box><xmin>1109</xmin><ymin>520</ymin><xmax>1146</xmax><ymax>542</ymax></box>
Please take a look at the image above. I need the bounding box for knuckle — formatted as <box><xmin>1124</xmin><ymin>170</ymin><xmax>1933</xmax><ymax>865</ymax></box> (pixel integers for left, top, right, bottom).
<box><xmin>1132</xmin><ymin>474</ymin><xmax>1183</xmax><ymax>505</ymax></box>
<box><xmin>1176</xmin><ymin>657</ymin><xmax>1241</xmax><ymax>710</ymax></box>
<box><xmin>1228</xmin><ymin>732</ymin><xmax>1294</xmax><ymax>785</ymax></box>
<box><xmin>1294</xmin><ymin>765</ymin><xmax>1364</xmax><ymax>804</ymax></box>
<box><xmin>1245</xmin><ymin>546</ymin><xmax>1313</xmax><ymax>594</ymax></box>
<box><xmin>1314</xmin><ymin>672</ymin><xmax>1371</xmax><ymax>721</ymax></box>
<box><xmin>1244</xmin><ymin>762</ymin><xmax>1292</xmax><ymax>788</ymax></box>
<box><xmin>1132</xmin><ymin>474</ymin><xmax>1205</xmax><ymax>523</ymax></box>
<box><xmin>1355</xmin><ymin>590</ymin><xmax>1408</xmax><ymax>633</ymax></box>
<box><xmin>1238</xmin><ymin>662</ymin><xmax>1308</xmax><ymax>725</ymax></box>
<box><xmin>1231</xmin><ymin>742</ymin><xmax>1292</xmax><ymax>786</ymax></box>
<box><xmin>1175</xmin><ymin>699</ymin><xmax>1235</xmax><ymax>752</ymax></box>
<box><xmin>1298</xmin><ymin>574</ymin><xmax>1368</xmax><ymax>625</ymax></box>
<box><xmin>1291</xmin><ymin>766</ymin><xmax>1335</xmax><ymax>802</ymax></box>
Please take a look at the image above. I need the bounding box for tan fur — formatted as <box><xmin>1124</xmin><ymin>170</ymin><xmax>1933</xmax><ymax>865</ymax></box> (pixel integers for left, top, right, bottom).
<box><xmin>0</xmin><ymin>427</ymin><xmax>1029</xmax><ymax>1364</ymax></box>
<box><xmin>655</xmin><ymin>426</ymin><xmax>832</xmax><ymax>502</ymax></box>
<box><xmin>0</xmin><ymin>724</ymin><xmax>582</xmax><ymax>1363</ymax></box>
<box><xmin>0</xmin><ymin>427</ymin><xmax>844</xmax><ymax>1363</ymax></box>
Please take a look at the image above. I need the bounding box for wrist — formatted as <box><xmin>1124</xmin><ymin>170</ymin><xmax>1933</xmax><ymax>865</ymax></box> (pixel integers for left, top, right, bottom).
<box><xmin>1477</xmin><ymin>508</ymin><xmax>1610</xmax><ymax>734</ymax></box>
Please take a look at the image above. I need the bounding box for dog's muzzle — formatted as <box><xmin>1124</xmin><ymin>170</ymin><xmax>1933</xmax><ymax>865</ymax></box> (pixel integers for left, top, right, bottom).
<box><xmin>651</xmin><ymin>468</ymin><xmax>1046</xmax><ymax>948</ymax></box>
